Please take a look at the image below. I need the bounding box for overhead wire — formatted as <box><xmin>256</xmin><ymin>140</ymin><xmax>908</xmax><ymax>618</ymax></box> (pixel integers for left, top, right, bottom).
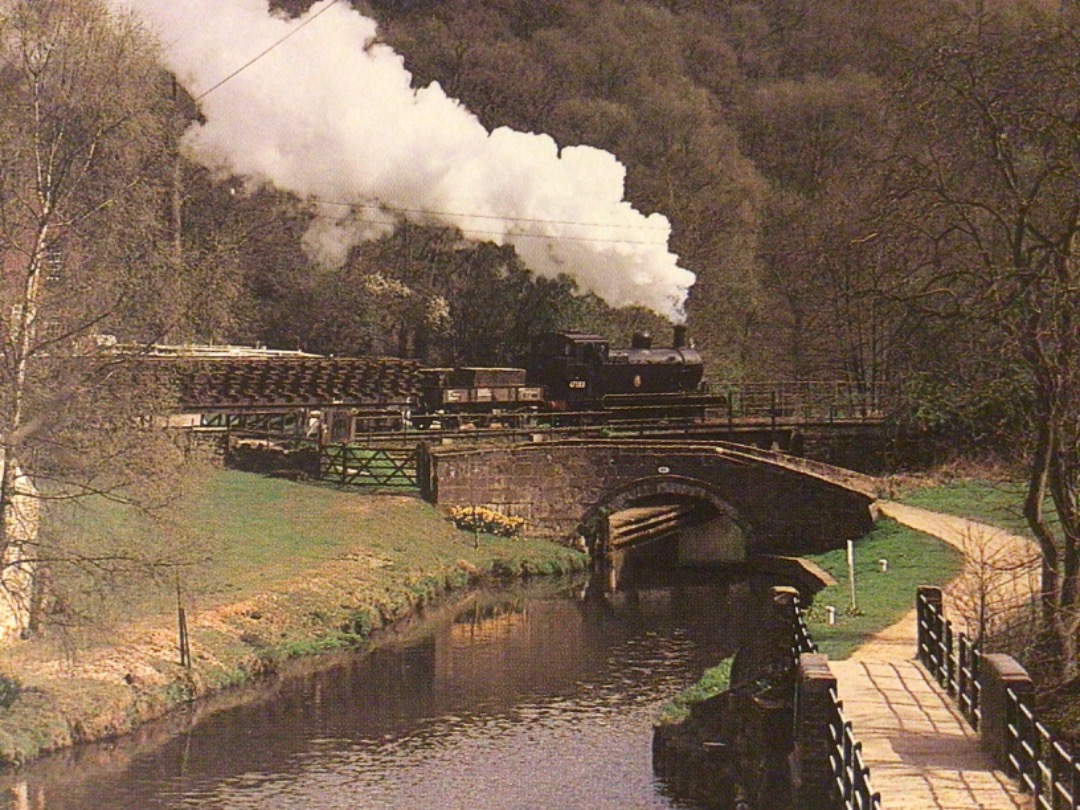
<box><xmin>193</xmin><ymin>0</ymin><xmax>343</xmax><ymax>101</ymax></box>
<box><xmin>308</xmin><ymin>198</ymin><xmax>670</xmax><ymax>232</ymax></box>
<box><xmin>348</xmin><ymin>216</ymin><xmax>669</xmax><ymax>246</ymax></box>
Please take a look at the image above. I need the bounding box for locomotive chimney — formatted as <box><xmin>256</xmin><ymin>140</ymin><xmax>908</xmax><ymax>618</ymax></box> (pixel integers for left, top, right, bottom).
<box><xmin>673</xmin><ymin>325</ymin><xmax>687</xmax><ymax>349</ymax></box>
<box><xmin>631</xmin><ymin>331</ymin><xmax>653</xmax><ymax>349</ymax></box>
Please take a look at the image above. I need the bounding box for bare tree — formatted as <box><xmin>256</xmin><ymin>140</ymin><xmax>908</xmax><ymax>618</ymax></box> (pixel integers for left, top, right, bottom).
<box><xmin>949</xmin><ymin>525</ymin><xmax>1041</xmax><ymax>646</ymax></box>
<box><xmin>885</xmin><ymin>1</ymin><xmax>1080</xmax><ymax>678</ymax></box>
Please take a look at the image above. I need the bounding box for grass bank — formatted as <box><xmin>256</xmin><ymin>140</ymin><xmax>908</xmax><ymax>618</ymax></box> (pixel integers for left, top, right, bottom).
<box><xmin>798</xmin><ymin>517</ymin><xmax>964</xmax><ymax>659</ymax></box>
<box><xmin>0</xmin><ymin>470</ymin><xmax>587</xmax><ymax>766</ymax></box>
<box><xmin>899</xmin><ymin>478</ymin><xmax>1032</xmax><ymax>535</ymax></box>
<box><xmin>658</xmin><ymin>515</ymin><xmax>965</xmax><ymax>724</ymax></box>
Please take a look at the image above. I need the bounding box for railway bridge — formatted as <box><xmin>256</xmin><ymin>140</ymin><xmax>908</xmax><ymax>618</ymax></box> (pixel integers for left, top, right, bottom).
<box><xmin>420</xmin><ymin>439</ymin><xmax>879</xmax><ymax>582</ymax></box>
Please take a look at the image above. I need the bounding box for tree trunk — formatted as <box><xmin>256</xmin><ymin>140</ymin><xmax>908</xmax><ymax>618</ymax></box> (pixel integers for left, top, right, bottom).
<box><xmin>1024</xmin><ymin>417</ymin><xmax>1063</xmax><ymax>655</ymax></box>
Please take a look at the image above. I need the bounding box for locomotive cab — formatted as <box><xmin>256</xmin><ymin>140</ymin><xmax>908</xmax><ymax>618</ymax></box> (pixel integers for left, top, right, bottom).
<box><xmin>526</xmin><ymin>327</ymin><xmax>706</xmax><ymax>415</ymax></box>
<box><xmin>526</xmin><ymin>332</ymin><xmax>610</xmax><ymax>410</ymax></box>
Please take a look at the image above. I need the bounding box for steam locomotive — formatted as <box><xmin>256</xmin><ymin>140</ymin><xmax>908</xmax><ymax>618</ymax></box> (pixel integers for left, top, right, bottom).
<box><xmin>416</xmin><ymin>326</ymin><xmax>717</xmax><ymax>423</ymax></box>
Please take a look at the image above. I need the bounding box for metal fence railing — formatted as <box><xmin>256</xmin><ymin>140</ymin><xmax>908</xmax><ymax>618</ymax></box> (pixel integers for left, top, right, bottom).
<box><xmin>793</xmin><ymin>599</ymin><xmax>819</xmax><ymax>663</ymax></box>
<box><xmin>916</xmin><ymin>588</ymin><xmax>982</xmax><ymax>730</ymax></box>
<box><xmin>1006</xmin><ymin>685</ymin><xmax>1080</xmax><ymax>809</ymax></box>
<box><xmin>827</xmin><ymin>690</ymin><xmax>883</xmax><ymax>810</ymax></box>
<box><xmin>793</xmin><ymin>599</ymin><xmax>882</xmax><ymax>810</ymax></box>
<box><xmin>917</xmin><ymin>588</ymin><xmax>1078</xmax><ymax>808</ymax></box>
<box><xmin>718</xmin><ymin>380</ymin><xmax>889</xmax><ymax>423</ymax></box>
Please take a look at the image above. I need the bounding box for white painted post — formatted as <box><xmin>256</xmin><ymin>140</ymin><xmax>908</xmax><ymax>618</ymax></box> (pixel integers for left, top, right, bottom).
<box><xmin>847</xmin><ymin>540</ymin><xmax>858</xmax><ymax>613</ymax></box>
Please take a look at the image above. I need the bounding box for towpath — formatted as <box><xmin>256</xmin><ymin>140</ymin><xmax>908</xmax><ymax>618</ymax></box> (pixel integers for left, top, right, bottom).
<box><xmin>827</xmin><ymin>500</ymin><xmax>1041</xmax><ymax>810</ymax></box>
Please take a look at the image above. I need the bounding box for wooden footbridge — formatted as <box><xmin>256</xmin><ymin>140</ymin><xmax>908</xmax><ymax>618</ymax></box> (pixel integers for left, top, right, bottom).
<box><xmin>792</xmin><ymin>502</ymin><xmax>1061</xmax><ymax>810</ymax></box>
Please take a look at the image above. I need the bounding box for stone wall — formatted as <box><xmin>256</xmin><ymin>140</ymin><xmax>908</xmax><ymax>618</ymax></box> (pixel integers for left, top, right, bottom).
<box><xmin>791</xmin><ymin>653</ymin><xmax>838</xmax><ymax>810</ymax></box>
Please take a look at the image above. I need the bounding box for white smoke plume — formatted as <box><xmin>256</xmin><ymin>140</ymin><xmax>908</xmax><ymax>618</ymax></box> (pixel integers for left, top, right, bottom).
<box><xmin>120</xmin><ymin>0</ymin><xmax>695</xmax><ymax>320</ymax></box>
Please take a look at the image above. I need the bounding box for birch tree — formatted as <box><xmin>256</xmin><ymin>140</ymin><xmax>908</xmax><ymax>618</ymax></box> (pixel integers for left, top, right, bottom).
<box><xmin>0</xmin><ymin>0</ymin><xmax>205</xmax><ymax>635</ymax></box>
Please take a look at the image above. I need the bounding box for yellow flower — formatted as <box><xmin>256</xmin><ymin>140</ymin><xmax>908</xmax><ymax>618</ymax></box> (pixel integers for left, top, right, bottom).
<box><xmin>449</xmin><ymin>506</ymin><xmax>523</xmax><ymax>537</ymax></box>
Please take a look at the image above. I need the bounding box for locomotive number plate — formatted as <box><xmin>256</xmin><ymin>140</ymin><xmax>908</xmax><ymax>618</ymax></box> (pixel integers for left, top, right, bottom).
<box><xmin>568</xmin><ymin>380</ymin><xmax>586</xmax><ymax>389</ymax></box>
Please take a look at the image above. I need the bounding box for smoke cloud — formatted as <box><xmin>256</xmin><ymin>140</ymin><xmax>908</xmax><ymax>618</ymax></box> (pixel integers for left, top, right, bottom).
<box><xmin>120</xmin><ymin>0</ymin><xmax>695</xmax><ymax>320</ymax></box>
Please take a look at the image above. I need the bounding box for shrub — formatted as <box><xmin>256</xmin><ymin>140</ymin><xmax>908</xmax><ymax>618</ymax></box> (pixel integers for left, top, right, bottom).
<box><xmin>341</xmin><ymin>608</ymin><xmax>373</xmax><ymax>639</ymax></box>
<box><xmin>0</xmin><ymin>674</ymin><xmax>19</xmax><ymax>709</ymax></box>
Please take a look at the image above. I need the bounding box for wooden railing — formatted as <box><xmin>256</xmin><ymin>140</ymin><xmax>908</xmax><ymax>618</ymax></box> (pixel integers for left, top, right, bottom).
<box><xmin>915</xmin><ymin>587</ymin><xmax>981</xmax><ymax>730</ymax></box>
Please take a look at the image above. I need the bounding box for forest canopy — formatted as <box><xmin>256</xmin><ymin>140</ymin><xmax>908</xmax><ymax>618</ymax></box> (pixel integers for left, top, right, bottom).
<box><xmin>2</xmin><ymin>0</ymin><xmax>1079</xmax><ymax>665</ymax></box>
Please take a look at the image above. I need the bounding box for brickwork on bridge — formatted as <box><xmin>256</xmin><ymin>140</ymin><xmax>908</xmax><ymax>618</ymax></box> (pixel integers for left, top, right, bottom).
<box><xmin>421</xmin><ymin>439</ymin><xmax>876</xmax><ymax>553</ymax></box>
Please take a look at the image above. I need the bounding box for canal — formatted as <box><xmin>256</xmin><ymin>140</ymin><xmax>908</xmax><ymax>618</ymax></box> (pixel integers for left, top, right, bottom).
<box><xmin>1</xmin><ymin>574</ymin><xmax>768</xmax><ymax>809</ymax></box>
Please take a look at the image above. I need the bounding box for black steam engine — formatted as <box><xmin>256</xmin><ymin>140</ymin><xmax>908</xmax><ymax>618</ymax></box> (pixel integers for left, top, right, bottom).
<box><xmin>416</xmin><ymin>326</ymin><xmax>716</xmax><ymax>423</ymax></box>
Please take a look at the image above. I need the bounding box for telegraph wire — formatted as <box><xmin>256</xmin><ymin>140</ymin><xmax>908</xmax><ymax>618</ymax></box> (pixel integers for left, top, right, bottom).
<box><xmin>194</xmin><ymin>0</ymin><xmax>343</xmax><ymax>101</ymax></box>
<box><xmin>309</xmin><ymin>198</ymin><xmax>671</xmax><ymax>237</ymax></box>
<box><xmin>331</xmin><ymin>215</ymin><xmax>671</xmax><ymax>247</ymax></box>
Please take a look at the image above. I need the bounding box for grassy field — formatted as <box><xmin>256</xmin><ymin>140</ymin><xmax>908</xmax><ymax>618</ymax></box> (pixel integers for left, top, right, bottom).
<box><xmin>899</xmin><ymin>478</ymin><xmax>1033</xmax><ymax>535</ymax></box>
<box><xmin>181</xmin><ymin>472</ymin><xmax>582</xmax><ymax>599</ymax></box>
<box><xmin>799</xmin><ymin>518</ymin><xmax>964</xmax><ymax>659</ymax></box>
<box><xmin>50</xmin><ymin>469</ymin><xmax>584</xmax><ymax>618</ymax></box>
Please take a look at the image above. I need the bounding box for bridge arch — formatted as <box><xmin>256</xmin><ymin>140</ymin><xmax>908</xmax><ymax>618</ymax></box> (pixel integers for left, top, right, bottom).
<box><xmin>579</xmin><ymin>476</ymin><xmax>753</xmax><ymax>577</ymax></box>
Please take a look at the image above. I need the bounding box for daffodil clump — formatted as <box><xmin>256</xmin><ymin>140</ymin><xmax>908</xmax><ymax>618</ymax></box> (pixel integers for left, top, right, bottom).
<box><xmin>449</xmin><ymin>506</ymin><xmax>525</xmax><ymax>538</ymax></box>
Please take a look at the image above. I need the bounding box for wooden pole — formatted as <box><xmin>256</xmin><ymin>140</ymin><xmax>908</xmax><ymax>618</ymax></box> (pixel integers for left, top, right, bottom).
<box><xmin>176</xmin><ymin>574</ymin><xmax>191</xmax><ymax>668</ymax></box>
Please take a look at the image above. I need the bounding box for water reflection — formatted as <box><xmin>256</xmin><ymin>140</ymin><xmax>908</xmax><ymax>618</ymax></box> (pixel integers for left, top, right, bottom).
<box><xmin>2</xmin><ymin>577</ymin><xmax>756</xmax><ymax>810</ymax></box>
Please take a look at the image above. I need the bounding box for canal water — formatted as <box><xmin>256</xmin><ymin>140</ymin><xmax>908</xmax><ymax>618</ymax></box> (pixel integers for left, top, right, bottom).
<box><xmin>2</xmin><ymin>575</ymin><xmax>765</xmax><ymax>810</ymax></box>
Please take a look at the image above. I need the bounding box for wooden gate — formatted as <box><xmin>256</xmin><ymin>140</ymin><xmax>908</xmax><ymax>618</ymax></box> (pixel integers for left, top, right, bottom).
<box><xmin>320</xmin><ymin>443</ymin><xmax>420</xmax><ymax>489</ymax></box>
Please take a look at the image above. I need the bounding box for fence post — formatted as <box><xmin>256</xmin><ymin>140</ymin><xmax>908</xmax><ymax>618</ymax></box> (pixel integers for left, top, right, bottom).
<box><xmin>1071</xmin><ymin>753</ymin><xmax>1078</xmax><ymax>810</ymax></box>
<box><xmin>958</xmin><ymin>633</ymin><xmax>968</xmax><ymax>703</ymax></box>
<box><xmin>416</xmin><ymin>441</ymin><xmax>433</xmax><ymax>501</ymax></box>
<box><xmin>916</xmin><ymin>586</ymin><xmax>943</xmax><ymax>669</ymax></box>
<box><xmin>1070</xmin><ymin>750</ymin><xmax>1078</xmax><ymax>810</ymax></box>
<box><xmin>943</xmin><ymin>620</ymin><xmax>955</xmax><ymax>694</ymax></box>
<box><xmin>978</xmin><ymin>653</ymin><xmax>1034</xmax><ymax>777</ymax></box>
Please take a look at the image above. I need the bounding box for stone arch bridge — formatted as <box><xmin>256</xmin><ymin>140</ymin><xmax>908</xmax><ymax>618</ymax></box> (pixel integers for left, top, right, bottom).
<box><xmin>419</xmin><ymin>439</ymin><xmax>879</xmax><ymax>575</ymax></box>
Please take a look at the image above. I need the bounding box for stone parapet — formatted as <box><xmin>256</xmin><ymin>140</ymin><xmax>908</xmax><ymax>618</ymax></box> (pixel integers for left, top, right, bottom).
<box><xmin>792</xmin><ymin>652</ymin><xmax>837</xmax><ymax>810</ymax></box>
<box><xmin>978</xmin><ymin>653</ymin><xmax>1034</xmax><ymax>775</ymax></box>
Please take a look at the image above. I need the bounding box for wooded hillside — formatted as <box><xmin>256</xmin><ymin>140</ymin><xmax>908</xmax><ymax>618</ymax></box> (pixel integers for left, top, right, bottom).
<box><xmin>2</xmin><ymin>0</ymin><xmax>1079</xmax><ymax>669</ymax></box>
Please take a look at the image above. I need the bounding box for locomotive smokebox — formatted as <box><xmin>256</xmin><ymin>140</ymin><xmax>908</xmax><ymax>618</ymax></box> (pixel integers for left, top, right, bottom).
<box><xmin>673</xmin><ymin>325</ymin><xmax>688</xmax><ymax>349</ymax></box>
<box><xmin>631</xmin><ymin>332</ymin><xmax>653</xmax><ymax>349</ymax></box>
